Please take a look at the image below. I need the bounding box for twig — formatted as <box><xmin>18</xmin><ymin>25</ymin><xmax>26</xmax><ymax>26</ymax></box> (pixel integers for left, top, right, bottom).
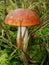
<box><xmin>0</xmin><ymin>22</ymin><xmax>11</xmax><ymax>42</ymax></box>
<box><xmin>0</xmin><ymin>36</ymin><xmax>12</xmax><ymax>46</ymax></box>
<box><xmin>40</xmin><ymin>33</ymin><xmax>49</xmax><ymax>38</ymax></box>
<box><xmin>39</xmin><ymin>23</ymin><xmax>49</xmax><ymax>29</ymax></box>
<box><xmin>40</xmin><ymin>11</ymin><xmax>49</xmax><ymax>21</ymax></box>
<box><xmin>28</xmin><ymin>19</ymin><xmax>49</xmax><ymax>37</ymax></box>
<box><xmin>0</xmin><ymin>35</ymin><xmax>17</xmax><ymax>49</ymax></box>
<box><xmin>40</xmin><ymin>55</ymin><xmax>47</xmax><ymax>65</ymax></box>
<box><xmin>0</xmin><ymin>44</ymin><xmax>11</xmax><ymax>48</ymax></box>
<box><xmin>29</xmin><ymin>60</ymin><xmax>40</xmax><ymax>64</ymax></box>
<box><xmin>10</xmin><ymin>49</ymin><xmax>18</xmax><ymax>56</ymax></box>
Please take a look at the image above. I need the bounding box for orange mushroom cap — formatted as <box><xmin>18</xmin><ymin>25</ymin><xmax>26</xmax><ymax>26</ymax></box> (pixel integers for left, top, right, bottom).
<box><xmin>5</xmin><ymin>8</ymin><xmax>40</xmax><ymax>26</ymax></box>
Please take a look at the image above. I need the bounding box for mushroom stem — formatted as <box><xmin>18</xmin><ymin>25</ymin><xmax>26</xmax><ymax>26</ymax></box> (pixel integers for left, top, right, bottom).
<box><xmin>17</xmin><ymin>26</ymin><xmax>28</xmax><ymax>52</ymax></box>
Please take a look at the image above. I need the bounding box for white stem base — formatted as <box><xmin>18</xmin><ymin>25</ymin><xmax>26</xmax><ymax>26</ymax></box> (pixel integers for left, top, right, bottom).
<box><xmin>17</xmin><ymin>27</ymin><xmax>28</xmax><ymax>52</ymax></box>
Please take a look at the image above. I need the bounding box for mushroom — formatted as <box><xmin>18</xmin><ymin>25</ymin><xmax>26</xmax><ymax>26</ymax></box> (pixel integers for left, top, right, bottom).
<box><xmin>5</xmin><ymin>8</ymin><xmax>40</xmax><ymax>52</ymax></box>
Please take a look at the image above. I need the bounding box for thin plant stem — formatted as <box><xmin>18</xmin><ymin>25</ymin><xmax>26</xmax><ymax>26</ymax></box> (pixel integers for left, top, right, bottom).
<box><xmin>28</xmin><ymin>19</ymin><xmax>49</xmax><ymax>37</ymax></box>
<box><xmin>0</xmin><ymin>36</ymin><xmax>17</xmax><ymax>49</ymax></box>
<box><xmin>0</xmin><ymin>22</ymin><xmax>11</xmax><ymax>42</ymax></box>
<box><xmin>4</xmin><ymin>0</ymin><xmax>7</xmax><ymax>15</ymax></box>
<box><xmin>0</xmin><ymin>36</ymin><xmax>12</xmax><ymax>47</ymax></box>
<box><xmin>40</xmin><ymin>55</ymin><xmax>47</xmax><ymax>65</ymax></box>
<box><xmin>14</xmin><ymin>0</ymin><xmax>18</xmax><ymax>8</ymax></box>
<box><xmin>9</xmin><ymin>0</ymin><xmax>17</xmax><ymax>8</ymax></box>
